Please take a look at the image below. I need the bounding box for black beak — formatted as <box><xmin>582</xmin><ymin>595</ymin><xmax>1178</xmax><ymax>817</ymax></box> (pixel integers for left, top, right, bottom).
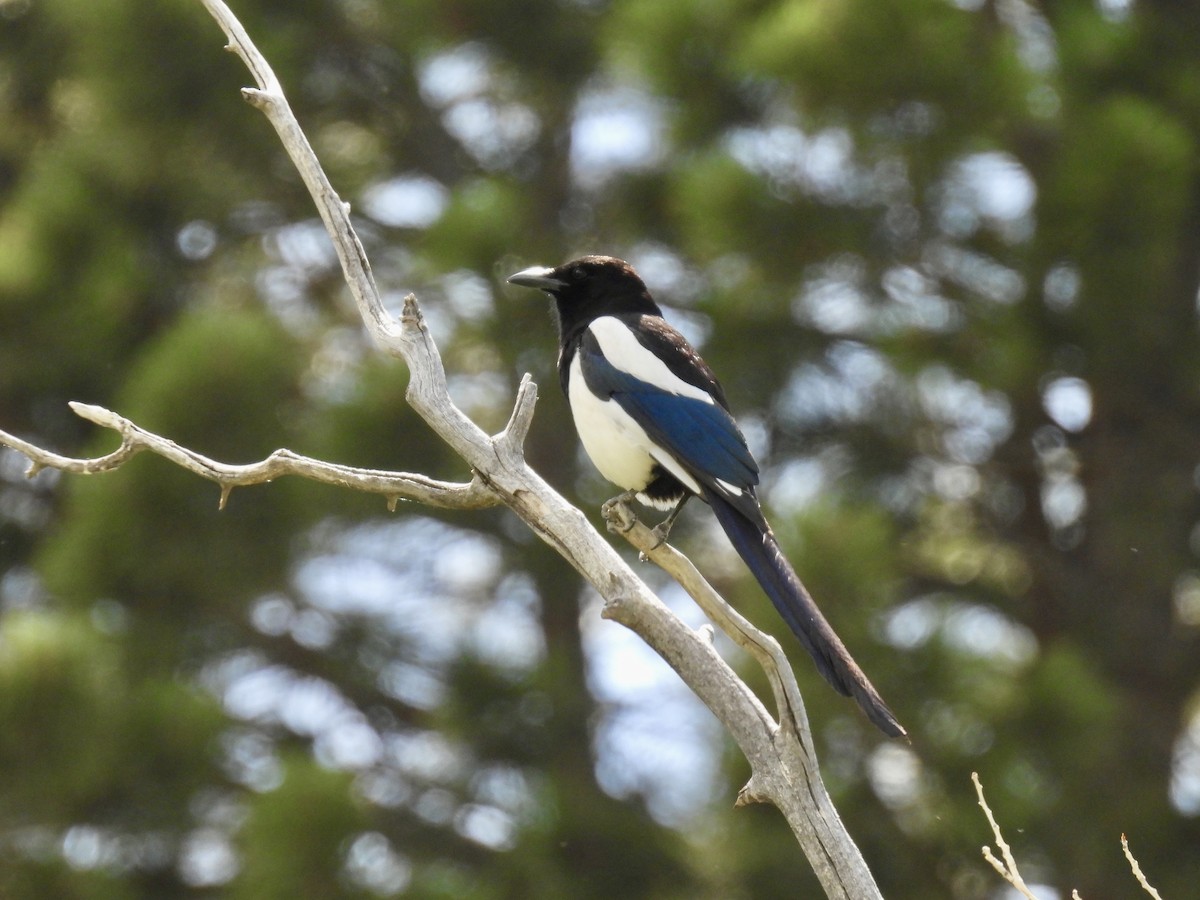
<box><xmin>507</xmin><ymin>265</ymin><xmax>565</xmax><ymax>291</ymax></box>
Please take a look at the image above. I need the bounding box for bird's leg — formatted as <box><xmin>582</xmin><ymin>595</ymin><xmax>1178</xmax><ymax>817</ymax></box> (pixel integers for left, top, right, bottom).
<box><xmin>649</xmin><ymin>495</ymin><xmax>690</xmax><ymax>548</ymax></box>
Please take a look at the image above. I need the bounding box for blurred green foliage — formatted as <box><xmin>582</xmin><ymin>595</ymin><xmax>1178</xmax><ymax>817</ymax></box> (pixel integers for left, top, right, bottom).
<box><xmin>3</xmin><ymin>0</ymin><xmax>1200</xmax><ymax>897</ymax></box>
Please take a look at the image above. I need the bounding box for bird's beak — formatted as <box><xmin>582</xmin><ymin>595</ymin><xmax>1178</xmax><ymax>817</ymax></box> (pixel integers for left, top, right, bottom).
<box><xmin>507</xmin><ymin>266</ymin><xmax>565</xmax><ymax>291</ymax></box>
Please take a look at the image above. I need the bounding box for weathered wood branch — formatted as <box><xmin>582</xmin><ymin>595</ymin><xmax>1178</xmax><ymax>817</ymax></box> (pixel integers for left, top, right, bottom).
<box><xmin>0</xmin><ymin>401</ymin><xmax>499</xmax><ymax>512</ymax></box>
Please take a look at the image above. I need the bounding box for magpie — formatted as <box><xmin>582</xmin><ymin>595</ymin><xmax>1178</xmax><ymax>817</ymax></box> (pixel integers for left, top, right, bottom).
<box><xmin>508</xmin><ymin>255</ymin><xmax>904</xmax><ymax>737</ymax></box>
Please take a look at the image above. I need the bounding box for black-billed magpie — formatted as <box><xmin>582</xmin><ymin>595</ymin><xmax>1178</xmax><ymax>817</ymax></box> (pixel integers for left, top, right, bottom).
<box><xmin>509</xmin><ymin>255</ymin><xmax>904</xmax><ymax>737</ymax></box>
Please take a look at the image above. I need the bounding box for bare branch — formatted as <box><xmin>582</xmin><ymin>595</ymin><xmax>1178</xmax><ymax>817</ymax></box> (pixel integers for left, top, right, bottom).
<box><xmin>974</xmin><ymin>776</ymin><xmax>1169</xmax><ymax>900</ymax></box>
<box><xmin>0</xmin><ymin>408</ymin><xmax>139</xmax><ymax>479</ymax></box>
<box><xmin>602</xmin><ymin>498</ymin><xmax>872</xmax><ymax>867</ymax></box>
<box><xmin>209</xmin><ymin>8</ymin><xmax>892</xmax><ymax>887</ymax></box>
<box><xmin>0</xmin><ymin>403</ymin><xmax>498</xmax><ymax>512</ymax></box>
<box><xmin>198</xmin><ymin>0</ymin><xmax>396</xmax><ymax>351</ymax></box>
<box><xmin>973</xmin><ymin>772</ymin><xmax>1041</xmax><ymax>900</ymax></box>
<box><xmin>1122</xmin><ymin>834</ymin><xmax>1163</xmax><ymax>899</ymax></box>
<box><xmin>601</xmin><ymin>498</ymin><xmax>807</xmax><ymax>746</ymax></box>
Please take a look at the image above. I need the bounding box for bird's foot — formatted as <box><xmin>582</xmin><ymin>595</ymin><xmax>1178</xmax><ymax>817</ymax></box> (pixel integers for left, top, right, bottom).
<box><xmin>601</xmin><ymin>490</ymin><xmax>640</xmax><ymax>534</ymax></box>
<box><xmin>646</xmin><ymin>495</ymin><xmax>689</xmax><ymax>549</ymax></box>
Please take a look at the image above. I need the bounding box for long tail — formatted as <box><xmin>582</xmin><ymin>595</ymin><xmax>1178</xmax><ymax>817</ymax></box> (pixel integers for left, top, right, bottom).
<box><xmin>702</xmin><ymin>487</ymin><xmax>905</xmax><ymax>738</ymax></box>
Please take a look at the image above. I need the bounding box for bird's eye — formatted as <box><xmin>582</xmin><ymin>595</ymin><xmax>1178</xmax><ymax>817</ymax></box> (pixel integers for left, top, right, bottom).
<box><xmin>571</xmin><ymin>266</ymin><xmax>586</xmax><ymax>281</ymax></box>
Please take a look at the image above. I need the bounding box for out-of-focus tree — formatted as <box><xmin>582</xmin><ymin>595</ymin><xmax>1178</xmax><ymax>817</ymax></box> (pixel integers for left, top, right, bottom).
<box><xmin>2</xmin><ymin>0</ymin><xmax>1199</xmax><ymax>897</ymax></box>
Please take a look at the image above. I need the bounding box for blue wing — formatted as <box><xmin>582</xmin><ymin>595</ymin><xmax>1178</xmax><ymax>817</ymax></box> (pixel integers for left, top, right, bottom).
<box><xmin>576</xmin><ymin>329</ymin><xmax>759</xmax><ymax>502</ymax></box>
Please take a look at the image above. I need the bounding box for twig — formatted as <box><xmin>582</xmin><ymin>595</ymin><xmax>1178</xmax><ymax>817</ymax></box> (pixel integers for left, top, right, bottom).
<box><xmin>973</xmin><ymin>775</ymin><xmax>1166</xmax><ymax>900</ymax></box>
<box><xmin>1122</xmin><ymin>834</ymin><xmax>1163</xmax><ymax>899</ymax></box>
<box><xmin>972</xmin><ymin>772</ymin><xmax>1040</xmax><ymax>900</ymax></box>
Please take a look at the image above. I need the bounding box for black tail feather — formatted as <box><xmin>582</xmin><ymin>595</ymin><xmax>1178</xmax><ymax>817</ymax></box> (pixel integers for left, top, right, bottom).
<box><xmin>702</xmin><ymin>486</ymin><xmax>905</xmax><ymax>738</ymax></box>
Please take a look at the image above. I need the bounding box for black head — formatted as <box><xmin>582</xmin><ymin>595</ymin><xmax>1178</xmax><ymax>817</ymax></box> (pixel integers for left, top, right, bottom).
<box><xmin>508</xmin><ymin>255</ymin><xmax>662</xmax><ymax>341</ymax></box>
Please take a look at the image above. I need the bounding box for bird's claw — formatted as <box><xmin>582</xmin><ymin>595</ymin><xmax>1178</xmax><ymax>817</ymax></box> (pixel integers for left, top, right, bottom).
<box><xmin>635</xmin><ymin>522</ymin><xmax>670</xmax><ymax>562</ymax></box>
<box><xmin>647</xmin><ymin>521</ymin><xmax>672</xmax><ymax>550</ymax></box>
<box><xmin>601</xmin><ymin>491</ymin><xmax>640</xmax><ymax>534</ymax></box>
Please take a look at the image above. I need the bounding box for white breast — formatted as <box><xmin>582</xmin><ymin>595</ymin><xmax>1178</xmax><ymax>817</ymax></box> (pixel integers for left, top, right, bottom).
<box><xmin>567</xmin><ymin>352</ymin><xmax>658</xmax><ymax>492</ymax></box>
<box><xmin>566</xmin><ymin>320</ymin><xmax>705</xmax><ymax>499</ymax></box>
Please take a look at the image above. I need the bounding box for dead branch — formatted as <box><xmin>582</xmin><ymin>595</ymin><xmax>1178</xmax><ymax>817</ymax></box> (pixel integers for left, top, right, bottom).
<box><xmin>1122</xmin><ymin>834</ymin><xmax>1163</xmax><ymax>900</ymax></box>
<box><xmin>973</xmin><ymin>774</ymin><xmax>1165</xmax><ymax>900</ymax></box>
<box><xmin>0</xmin><ymin>402</ymin><xmax>498</xmax><ymax>512</ymax></box>
<box><xmin>973</xmin><ymin>772</ymin><xmax>1040</xmax><ymax>899</ymax></box>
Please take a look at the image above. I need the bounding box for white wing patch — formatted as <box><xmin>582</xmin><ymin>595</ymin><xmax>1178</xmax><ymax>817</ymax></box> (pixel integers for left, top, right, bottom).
<box><xmin>714</xmin><ymin>478</ymin><xmax>744</xmax><ymax>497</ymax></box>
<box><xmin>587</xmin><ymin>317</ymin><xmax>715</xmax><ymax>405</ymax></box>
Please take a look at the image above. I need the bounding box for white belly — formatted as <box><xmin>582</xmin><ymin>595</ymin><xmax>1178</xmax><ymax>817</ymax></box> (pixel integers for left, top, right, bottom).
<box><xmin>566</xmin><ymin>352</ymin><xmax>704</xmax><ymax>499</ymax></box>
<box><xmin>567</xmin><ymin>354</ymin><xmax>658</xmax><ymax>491</ymax></box>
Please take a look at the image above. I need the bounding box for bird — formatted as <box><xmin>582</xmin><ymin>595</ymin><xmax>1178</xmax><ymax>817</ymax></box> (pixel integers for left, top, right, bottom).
<box><xmin>508</xmin><ymin>255</ymin><xmax>904</xmax><ymax>738</ymax></box>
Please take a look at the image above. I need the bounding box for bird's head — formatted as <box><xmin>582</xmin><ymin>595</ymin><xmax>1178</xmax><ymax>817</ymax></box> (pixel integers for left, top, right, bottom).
<box><xmin>508</xmin><ymin>256</ymin><xmax>661</xmax><ymax>337</ymax></box>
